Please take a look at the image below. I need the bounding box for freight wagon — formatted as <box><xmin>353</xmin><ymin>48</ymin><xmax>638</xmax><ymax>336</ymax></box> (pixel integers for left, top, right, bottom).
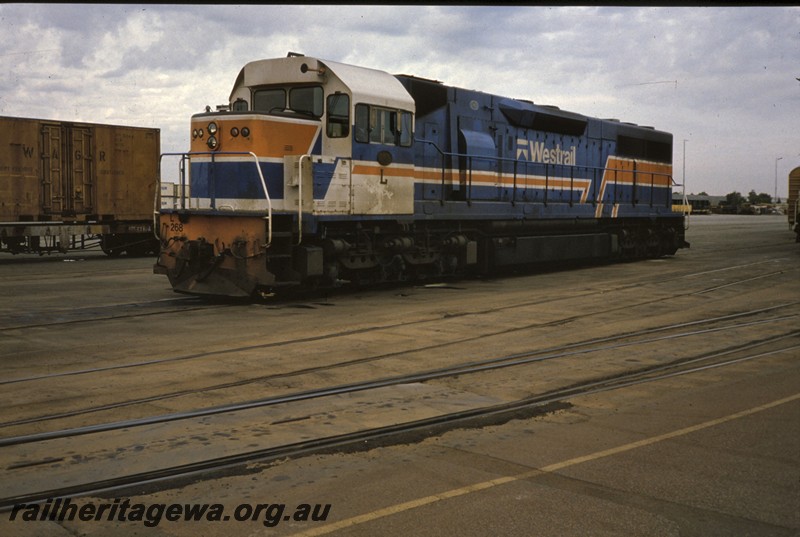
<box><xmin>0</xmin><ymin>116</ymin><xmax>160</xmax><ymax>255</ymax></box>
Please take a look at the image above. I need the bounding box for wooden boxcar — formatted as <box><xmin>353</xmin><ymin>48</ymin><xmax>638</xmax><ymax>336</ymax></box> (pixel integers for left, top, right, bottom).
<box><xmin>0</xmin><ymin>116</ymin><xmax>160</xmax><ymax>255</ymax></box>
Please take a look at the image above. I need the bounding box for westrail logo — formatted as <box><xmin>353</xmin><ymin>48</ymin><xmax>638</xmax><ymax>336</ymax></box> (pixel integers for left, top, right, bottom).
<box><xmin>516</xmin><ymin>139</ymin><xmax>576</xmax><ymax>165</ymax></box>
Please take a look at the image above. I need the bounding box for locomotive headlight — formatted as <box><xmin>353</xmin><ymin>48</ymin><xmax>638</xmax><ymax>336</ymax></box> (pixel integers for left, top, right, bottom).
<box><xmin>208</xmin><ymin>122</ymin><xmax>218</xmax><ymax>135</ymax></box>
<box><xmin>207</xmin><ymin>136</ymin><xmax>218</xmax><ymax>149</ymax></box>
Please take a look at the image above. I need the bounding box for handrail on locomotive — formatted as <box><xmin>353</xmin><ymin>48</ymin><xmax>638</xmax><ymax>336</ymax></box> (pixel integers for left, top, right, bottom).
<box><xmin>157</xmin><ymin>151</ymin><xmax>273</xmax><ymax>247</ymax></box>
<box><xmin>414</xmin><ymin>138</ymin><xmax>677</xmax><ymax>209</ymax></box>
<box><xmin>156</xmin><ymin>143</ymin><xmax>685</xmax><ymax>246</ymax></box>
<box><xmin>297</xmin><ymin>154</ymin><xmax>311</xmax><ymax>246</ymax></box>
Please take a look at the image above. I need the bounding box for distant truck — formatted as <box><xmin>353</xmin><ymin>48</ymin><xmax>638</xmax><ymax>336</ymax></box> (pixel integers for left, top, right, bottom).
<box><xmin>0</xmin><ymin>116</ymin><xmax>160</xmax><ymax>255</ymax></box>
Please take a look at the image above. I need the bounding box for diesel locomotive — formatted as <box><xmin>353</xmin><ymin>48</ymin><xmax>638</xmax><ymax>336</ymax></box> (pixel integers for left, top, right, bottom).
<box><xmin>154</xmin><ymin>53</ymin><xmax>688</xmax><ymax>297</ymax></box>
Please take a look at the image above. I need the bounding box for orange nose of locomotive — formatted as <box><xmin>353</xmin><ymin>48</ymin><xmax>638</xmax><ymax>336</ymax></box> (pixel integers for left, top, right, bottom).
<box><xmin>154</xmin><ymin>115</ymin><xmax>274</xmax><ymax>297</ymax></box>
<box><xmin>154</xmin><ymin>212</ymin><xmax>273</xmax><ymax>297</ymax></box>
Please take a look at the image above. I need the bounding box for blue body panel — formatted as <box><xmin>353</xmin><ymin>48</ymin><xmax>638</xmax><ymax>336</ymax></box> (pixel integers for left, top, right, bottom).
<box><xmin>191</xmin><ymin>161</ymin><xmax>285</xmax><ymax>200</ymax></box>
<box><xmin>187</xmin><ymin>73</ymin><xmax>678</xmax><ymax>224</ymax></box>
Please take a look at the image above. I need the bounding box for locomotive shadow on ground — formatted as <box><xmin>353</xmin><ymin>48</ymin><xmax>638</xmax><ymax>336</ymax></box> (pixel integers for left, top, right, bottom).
<box><xmin>211</xmin><ymin>255</ymin><xmax>677</xmax><ymax>308</ymax></box>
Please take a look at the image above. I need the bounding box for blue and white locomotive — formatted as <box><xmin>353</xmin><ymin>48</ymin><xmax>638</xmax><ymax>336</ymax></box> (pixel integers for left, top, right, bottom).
<box><xmin>154</xmin><ymin>53</ymin><xmax>688</xmax><ymax>296</ymax></box>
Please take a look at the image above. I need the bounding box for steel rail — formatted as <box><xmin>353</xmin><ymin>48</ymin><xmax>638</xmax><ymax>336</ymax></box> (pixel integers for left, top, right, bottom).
<box><xmin>1</xmin><ymin>313</ymin><xmax>797</xmax><ymax>447</ymax></box>
<box><xmin>4</xmin><ymin>247</ymin><xmax>790</xmax><ymax>337</ymax></box>
<box><xmin>0</xmin><ymin>297</ymin><xmax>220</xmax><ymax>333</ymax></box>
<box><xmin>2</xmin><ymin>262</ymin><xmax>797</xmax><ymax>384</ymax></box>
<box><xmin>1</xmin><ymin>339</ymin><xmax>797</xmax><ymax>512</ymax></box>
<box><xmin>2</xmin><ymin>304</ymin><xmax>797</xmax><ymax>429</ymax></box>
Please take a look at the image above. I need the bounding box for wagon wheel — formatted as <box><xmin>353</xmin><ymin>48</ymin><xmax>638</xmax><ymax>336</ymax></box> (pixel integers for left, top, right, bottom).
<box><xmin>101</xmin><ymin>235</ymin><xmax>124</xmax><ymax>257</ymax></box>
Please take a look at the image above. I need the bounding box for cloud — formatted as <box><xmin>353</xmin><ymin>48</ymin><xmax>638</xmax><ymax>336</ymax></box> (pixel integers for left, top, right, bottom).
<box><xmin>0</xmin><ymin>4</ymin><xmax>798</xmax><ymax>195</ymax></box>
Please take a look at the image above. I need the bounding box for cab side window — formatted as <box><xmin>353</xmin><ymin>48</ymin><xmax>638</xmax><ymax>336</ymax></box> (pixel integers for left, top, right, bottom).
<box><xmin>371</xmin><ymin>108</ymin><xmax>395</xmax><ymax>145</ymax></box>
<box><xmin>355</xmin><ymin>104</ymin><xmax>370</xmax><ymax>143</ymax></box>
<box><xmin>326</xmin><ymin>93</ymin><xmax>350</xmax><ymax>138</ymax></box>
<box><xmin>232</xmin><ymin>98</ymin><xmax>248</xmax><ymax>112</ymax></box>
<box><xmin>399</xmin><ymin>111</ymin><xmax>412</xmax><ymax>147</ymax></box>
<box><xmin>354</xmin><ymin>104</ymin><xmax>413</xmax><ymax>146</ymax></box>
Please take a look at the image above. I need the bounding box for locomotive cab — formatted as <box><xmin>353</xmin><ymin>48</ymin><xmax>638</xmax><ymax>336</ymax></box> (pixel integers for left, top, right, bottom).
<box><xmin>154</xmin><ymin>54</ymin><xmax>417</xmax><ymax>296</ymax></box>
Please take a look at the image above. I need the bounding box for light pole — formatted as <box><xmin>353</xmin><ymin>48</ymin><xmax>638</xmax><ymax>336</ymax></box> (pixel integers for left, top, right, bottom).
<box><xmin>682</xmin><ymin>139</ymin><xmax>687</xmax><ymax>187</ymax></box>
<box><xmin>775</xmin><ymin>157</ymin><xmax>783</xmax><ymax>202</ymax></box>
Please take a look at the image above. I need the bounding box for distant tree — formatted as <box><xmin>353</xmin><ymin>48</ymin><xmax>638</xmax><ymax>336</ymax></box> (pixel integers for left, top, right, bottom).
<box><xmin>697</xmin><ymin>191</ymin><xmax>709</xmax><ymax>196</ymax></box>
<box><xmin>725</xmin><ymin>191</ymin><xmax>746</xmax><ymax>207</ymax></box>
<box><xmin>748</xmin><ymin>190</ymin><xmax>773</xmax><ymax>204</ymax></box>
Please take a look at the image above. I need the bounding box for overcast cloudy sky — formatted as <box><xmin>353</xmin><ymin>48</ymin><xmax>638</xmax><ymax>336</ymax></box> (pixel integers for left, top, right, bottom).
<box><xmin>1</xmin><ymin>4</ymin><xmax>798</xmax><ymax>198</ymax></box>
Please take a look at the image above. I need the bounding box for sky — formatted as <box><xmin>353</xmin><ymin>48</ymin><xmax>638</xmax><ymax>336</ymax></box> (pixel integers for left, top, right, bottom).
<box><xmin>1</xmin><ymin>4</ymin><xmax>798</xmax><ymax>198</ymax></box>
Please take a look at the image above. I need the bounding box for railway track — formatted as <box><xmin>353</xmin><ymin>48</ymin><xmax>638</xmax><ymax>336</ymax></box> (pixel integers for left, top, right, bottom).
<box><xmin>0</xmin><ymin>296</ymin><xmax>226</xmax><ymax>332</ymax></box>
<box><xmin>2</xmin><ymin>331</ymin><xmax>796</xmax><ymax>511</ymax></box>
<box><xmin>2</xmin><ymin>258</ymin><xmax>795</xmax><ymax>385</ymax></box>
<box><xmin>1</xmin><ymin>267</ymin><xmax>796</xmax><ymax>427</ymax></box>
<box><xmin>0</xmin><ymin>254</ymin><xmax>793</xmax><ymax>333</ymax></box>
<box><xmin>1</xmin><ymin>302</ymin><xmax>797</xmax><ymax>432</ymax></box>
<box><xmin>2</xmin><ymin>216</ymin><xmax>797</xmax><ymax>522</ymax></box>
